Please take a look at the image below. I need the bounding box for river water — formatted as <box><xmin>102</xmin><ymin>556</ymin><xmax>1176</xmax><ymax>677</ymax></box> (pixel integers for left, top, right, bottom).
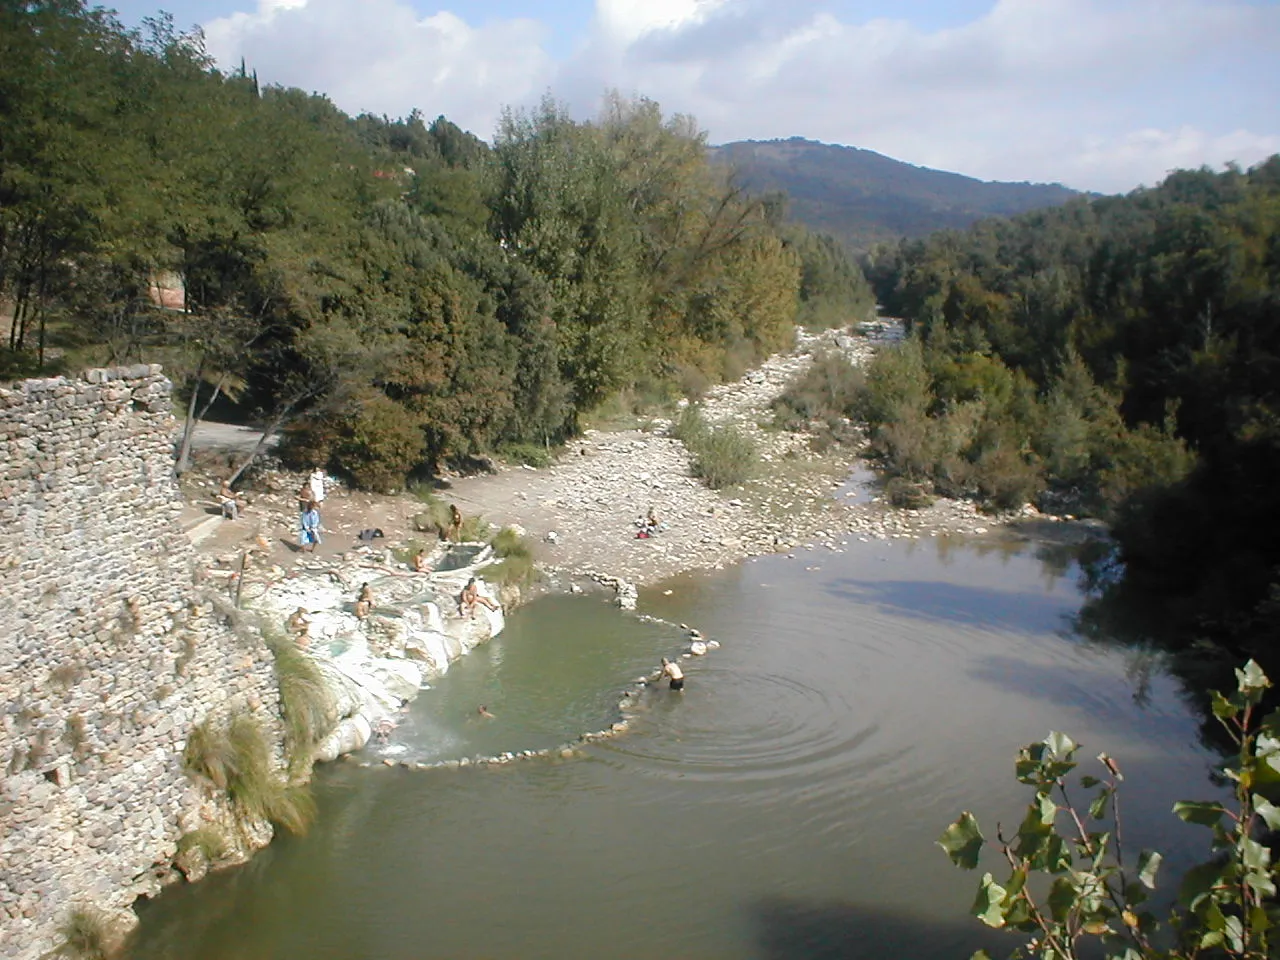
<box><xmin>127</xmin><ymin>533</ymin><xmax>1218</xmax><ymax>960</ymax></box>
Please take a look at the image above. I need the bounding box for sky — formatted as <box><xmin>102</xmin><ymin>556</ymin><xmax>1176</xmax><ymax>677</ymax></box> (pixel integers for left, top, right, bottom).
<box><xmin>102</xmin><ymin>0</ymin><xmax>1280</xmax><ymax>193</ymax></box>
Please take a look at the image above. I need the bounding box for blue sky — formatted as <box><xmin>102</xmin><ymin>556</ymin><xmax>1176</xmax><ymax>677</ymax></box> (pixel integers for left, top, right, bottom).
<box><xmin>99</xmin><ymin>0</ymin><xmax>1280</xmax><ymax>193</ymax></box>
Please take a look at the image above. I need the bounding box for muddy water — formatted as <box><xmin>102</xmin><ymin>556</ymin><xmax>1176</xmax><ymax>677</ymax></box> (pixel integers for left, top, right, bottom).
<box><xmin>127</xmin><ymin>535</ymin><xmax>1217</xmax><ymax>960</ymax></box>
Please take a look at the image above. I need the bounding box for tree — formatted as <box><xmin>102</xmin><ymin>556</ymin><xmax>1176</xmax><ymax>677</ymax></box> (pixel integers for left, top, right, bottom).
<box><xmin>940</xmin><ymin>660</ymin><xmax>1280</xmax><ymax>960</ymax></box>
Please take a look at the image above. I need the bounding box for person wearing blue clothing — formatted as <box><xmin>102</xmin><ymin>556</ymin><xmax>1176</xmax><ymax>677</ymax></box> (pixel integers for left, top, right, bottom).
<box><xmin>300</xmin><ymin>501</ymin><xmax>322</xmax><ymax>552</ymax></box>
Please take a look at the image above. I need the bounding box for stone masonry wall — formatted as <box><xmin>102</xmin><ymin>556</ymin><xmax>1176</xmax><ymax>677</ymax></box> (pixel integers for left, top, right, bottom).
<box><xmin>0</xmin><ymin>366</ymin><xmax>280</xmax><ymax>959</ymax></box>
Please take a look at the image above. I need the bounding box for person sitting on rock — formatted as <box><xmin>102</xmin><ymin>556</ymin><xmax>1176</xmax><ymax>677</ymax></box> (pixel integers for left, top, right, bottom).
<box><xmin>355</xmin><ymin>583</ymin><xmax>375</xmax><ymax>619</ymax></box>
<box><xmin>459</xmin><ymin>577</ymin><xmax>498</xmax><ymax>619</ymax></box>
<box><xmin>412</xmin><ymin>548</ymin><xmax>431</xmax><ymax>573</ymax></box>
<box><xmin>219</xmin><ymin>480</ymin><xmax>244</xmax><ymax>520</ymax></box>
<box><xmin>287</xmin><ymin>607</ymin><xmax>311</xmax><ymax>647</ymax></box>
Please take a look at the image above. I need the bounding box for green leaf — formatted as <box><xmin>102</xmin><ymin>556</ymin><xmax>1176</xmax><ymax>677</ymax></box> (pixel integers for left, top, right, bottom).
<box><xmin>1211</xmin><ymin>690</ymin><xmax>1240</xmax><ymax>720</ymax></box>
<box><xmin>1137</xmin><ymin>849</ymin><xmax>1162</xmax><ymax>889</ymax></box>
<box><xmin>1035</xmin><ymin>791</ymin><xmax>1058</xmax><ymax>825</ymax></box>
<box><xmin>1046</xmin><ymin>875</ymin><xmax>1078</xmax><ymax>923</ymax></box>
<box><xmin>971</xmin><ymin>873</ymin><xmax>1008</xmax><ymax>928</ymax></box>
<box><xmin>1254</xmin><ymin>795</ymin><xmax>1280</xmax><ymax>830</ymax></box>
<box><xmin>1236</xmin><ymin>659</ymin><xmax>1270</xmax><ymax>701</ymax></box>
<box><xmin>1178</xmin><ymin>860</ymin><xmax>1225</xmax><ymax>909</ymax></box>
<box><xmin>938</xmin><ymin>812</ymin><xmax>984</xmax><ymax>870</ymax></box>
<box><xmin>1080</xmin><ymin>775</ymin><xmax>1100</xmax><ymax>788</ymax></box>
<box><xmin>1088</xmin><ymin>788</ymin><xmax>1112</xmax><ymax>820</ymax></box>
<box><xmin>969</xmin><ymin>952</ymin><xmax>993</xmax><ymax>960</ymax></box>
<box><xmin>1173</xmin><ymin>800</ymin><xmax>1227</xmax><ymax>826</ymax></box>
<box><xmin>1045</xmin><ymin>731</ymin><xmax>1077</xmax><ymax>758</ymax></box>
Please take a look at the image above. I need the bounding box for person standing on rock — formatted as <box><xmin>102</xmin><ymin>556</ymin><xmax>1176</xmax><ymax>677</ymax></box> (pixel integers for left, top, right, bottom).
<box><xmin>446</xmin><ymin>503</ymin><xmax>463</xmax><ymax>541</ymax></box>
<box><xmin>660</xmin><ymin>657</ymin><xmax>684</xmax><ymax>691</ymax></box>
<box><xmin>218</xmin><ymin>479</ymin><xmax>244</xmax><ymax>520</ymax></box>
<box><xmin>300</xmin><ymin>501</ymin><xmax>322</xmax><ymax>552</ymax></box>
<box><xmin>308</xmin><ymin>468</ymin><xmax>327</xmax><ymax>513</ymax></box>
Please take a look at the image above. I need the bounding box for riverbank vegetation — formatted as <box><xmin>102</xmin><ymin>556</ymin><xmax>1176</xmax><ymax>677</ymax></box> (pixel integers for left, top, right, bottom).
<box><xmin>942</xmin><ymin>661</ymin><xmax>1280</xmax><ymax>960</ymax></box>
<box><xmin>0</xmin><ymin>2</ymin><xmax>874</xmax><ymax>488</ymax></box>
<box><xmin>866</xmin><ymin>159</ymin><xmax>1280</xmax><ymax>690</ymax></box>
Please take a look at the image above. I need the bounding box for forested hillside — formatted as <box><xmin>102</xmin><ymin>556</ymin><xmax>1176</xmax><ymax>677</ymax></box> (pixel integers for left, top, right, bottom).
<box><xmin>0</xmin><ymin>2</ymin><xmax>875</xmax><ymax>490</ymax></box>
<box><xmin>711</xmin><ymin>138</ymin><xmax>1080</xmax><ymax>251</ymax></box>
<box><xmin>864</xmin><ymin>161</ymin><xmax>1280</xmax><ymax>682</ymax></box>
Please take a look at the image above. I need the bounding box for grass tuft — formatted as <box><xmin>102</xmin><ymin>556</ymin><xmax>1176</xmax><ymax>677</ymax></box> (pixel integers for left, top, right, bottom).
<box><xmin>183</xmin><ymin>711</ymin><xmax>316</xmax><ymax>834</ymax></box>
<box><xmin>265</xmin><ymin>630</ymin><xmax>334</xmax><ymax>773</ymax></box>
<box><xmin>58</xmin><ymin>905</ymin><xmax>114</xmax><ymax>960</ymax></box>
<box><xmin>176</xmin><ymin>827</ymin><xmax>228</xmax><ymax>862</ymax></box>
<box><xmin>671</xmin><ymin>405</ymin><xmax>757</xmax><ymax>489</ymax></box>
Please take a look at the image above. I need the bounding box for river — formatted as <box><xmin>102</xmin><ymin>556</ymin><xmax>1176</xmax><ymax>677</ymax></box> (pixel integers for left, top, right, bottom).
<box><xmin>126</xmin><ymin>532</ymin><xmax>1219</xmax><ymax>960</ymax></box>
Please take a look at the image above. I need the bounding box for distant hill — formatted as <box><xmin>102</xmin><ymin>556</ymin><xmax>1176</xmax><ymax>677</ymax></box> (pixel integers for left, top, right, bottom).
<box><xmin>710</xmin><ymin>138</ymin><xmax>1081</xmax><ymax>250</ymax></box>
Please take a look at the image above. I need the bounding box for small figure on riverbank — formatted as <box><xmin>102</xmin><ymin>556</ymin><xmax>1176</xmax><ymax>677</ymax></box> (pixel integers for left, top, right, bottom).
<box><xmin>296</xmin><ymin>481</ymin><xmax>311</xmax><ymax>514</ymax></box>
<box><xmin>287</xmin><ymin>607</ymin><xmax>310</xmax><ymax>647</ymax></box>
<box><xmin>412</xmin><ymin>548</ymin><xmax>431</xmax><ymax>573</ymax></box>
<box><xmin>308</xmin><ymin>468</ymin><xmax>327</xmax><ymax>511</ymax></box>
<box><xmin>218</xmin><ymin>479</ymin><xmax>244</xmax><ymax>520</ymax></box>
<box><xmin>459</xmin><ymin>577</ymin><xmax>498</xmax><ymax>619</ymax></box>
<box><xmin>660</xmin><ymin>657</ymin><xmax>684</xmax><ymax>691</ymax></box>
<box><xmin>299</xmin><ymin>501</ymin><xmax>322</xmax><ymax>551</ymax></box>
<box><xmin>446</xmin><ymin>503</ymin><xmax>463</xmax><ymax>541</ymax></box>
<box><xmin>477</xmin><ymin>705</ymin><xmax>496</xmax><ymax>720</ymax></box>
<box><xmin>355</xmin><ymin>583</ymin><xmax>375</xmax><ymax>619</ymax></box>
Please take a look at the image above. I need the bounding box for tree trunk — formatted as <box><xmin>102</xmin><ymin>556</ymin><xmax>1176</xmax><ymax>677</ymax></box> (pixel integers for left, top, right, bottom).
<box><xmin>175</xmin><ymin>359</ymin><xmax>205</xmax><ymax>476</ymax></box>
<box><xmin>226</xmin><ymin>402</ymin><xmax>296</xmax><ymax>486</ymax></box>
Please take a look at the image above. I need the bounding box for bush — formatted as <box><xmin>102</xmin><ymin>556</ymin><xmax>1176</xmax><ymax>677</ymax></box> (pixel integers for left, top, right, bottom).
<box><xmin>671</xmin><ymin>405</ymin><xmax>758</xmax><ymax>488</ymax></box>
<box><xmin>58</xmin><ymin>906</ymin><xmax>115</xmax><ymax>960</ymax></box>
<box><xmin>176</xmin><ymin>826</ymin><xmax>227</xmax><ymax>863</ymax></box>
<box><xmin>331</xmin><ymin>394</ymin><xmax>425</xmax><ymax>493</ymax></box>
<box><xmin>496</xmin><ymin>442</ymin><xmax>554</xmax><ymax>468</ymax></box>
<box><xmin>183</xmin><ymin>712</ymin><xmax>315</xmax><ymax>834</ymax></box>
<box><xmin>483</xmin><ymin>526</ymin><xmax>537</xmax><ymax>586</ymax></box>
<box><xmin>884</xmin><ymin>476</ymin><xmax>935</xmax><ymax>509</ymax></box>
<box><xmin>266</xmin><ymin>632</ymin><xmax>334</xmax><ymax>773</ymax></box>
<box><xmin>773</xmin><ymin>352</ymin><xmax>864</xmax><ymax>432</ymax></box>
<box><xmin>973</xmin><ymin>445</ymin><xmax>1045</xmax><ymax>511</ymax></box>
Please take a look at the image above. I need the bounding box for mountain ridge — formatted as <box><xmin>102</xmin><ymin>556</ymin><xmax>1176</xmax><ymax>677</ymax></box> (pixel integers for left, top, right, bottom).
<box><xmin>709</xmin><ymin>137</ymin><xmax>1082</xmax><ymax>250</ymax></box>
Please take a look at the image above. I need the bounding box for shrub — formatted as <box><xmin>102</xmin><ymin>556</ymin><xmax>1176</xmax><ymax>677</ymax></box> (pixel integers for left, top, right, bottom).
<box><xmin>331</xmin><ymin>394</ymin><xmax>425</xmax><ymax>493</ymax></box>
<box><xmin>973</xmin><ymin>445</ymin><xmax>1045</xmax><ymax>511</ymax></box>
<box><xmin>689</xmin><ymin>425</ymin><xmax>757</xmax><ymax>489</ymax></box>
<box><xmin>183</xmin><ymin>712</ymin><xmax>315</xmax><ymax>834</ymax></box>
<box><xmin>176</xmin><ymin>827</ymin><xmax>227</xmax><ymax>863</ymax></box>
<box><xmin>773</xmin><ymin>352</ymin><xmax>864</xmax><ymax>430</ymax></box>
<box><xmin>884</xmin><ymin>477</ymin><xmax>935</xmax><ymax>509</ymax></box>
<box><xmin>58</xmin><ymin>906</ymin><xmax>114</xmax><ymax>960</ymax></box>
<box><xmin>482</xmin><ymin>526</ymin><xmax>537</xmax><ymax>586</ymax></box>
<box><xmin>266</xmin><ymin>632</ymin><xmax>334</xmax><ymax>773</ymax></box>
<box><xmin>671</xmin><ymin>405</ymin><xmax>757</xmax><ymax>488</ymax></box>
<box><xmin>496</xmin><ymin>442</ymin><xmax>554</xmax><ymax>468</ymax></box>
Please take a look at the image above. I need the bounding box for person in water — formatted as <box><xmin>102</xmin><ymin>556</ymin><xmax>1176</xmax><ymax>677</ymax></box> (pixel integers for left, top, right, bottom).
<box><xmin>477</xmin><ymin>705</ymin><xmax>496</xmax><ymax>719</ymax></box>
<box><xmin>660</xmin><ymin>657</ymin><xmax>684</xmax><ymax>691</ymax></box>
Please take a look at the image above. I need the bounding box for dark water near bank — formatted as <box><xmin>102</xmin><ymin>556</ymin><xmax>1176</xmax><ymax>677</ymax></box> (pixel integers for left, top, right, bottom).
<box><xmin>128</xmin><ymin>535</ymin><xmax>1218</xmax><ymax>960</ymax></box>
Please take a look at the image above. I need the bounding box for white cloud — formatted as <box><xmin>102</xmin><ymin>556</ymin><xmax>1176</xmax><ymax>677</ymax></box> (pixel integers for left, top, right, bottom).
<box><xmin>201</xmin><ymin>0</ymin><xmax>1280</xmax><ymax>192</ymax></box>
<box><xmin>203</xmin><ymin>0</ymin><xmax>553</xmax><ymax>137</ymax></box>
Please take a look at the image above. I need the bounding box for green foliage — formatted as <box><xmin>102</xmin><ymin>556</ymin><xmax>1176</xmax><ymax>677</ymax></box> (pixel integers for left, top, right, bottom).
<box><xmin>176</xmin><ymin>827</ymin><xmax>227</xmax><ymax>863</ymax></box>
<box><xmin>183</xmin><ymin>712</ymin><xmax>315</xmax><ymax>834</ymax></box>
<box><xmin>941</xmin><ymin>660</ymin><xmax>1280</xmax><ymax>960</ymax></box>
<box><xmin>496</xmin><ymin>442</ymin><xmax>555</xmax><ymax>468</ymax></box>
<box><xmin>328</xmin><ymin>392</ymin><xmax>425</xmax><ymax>493</ymax></box>
<box><xmin>671</xmin><ymin>406</ymin><xmax>757</xmax><ymax>488</ymax></box>
<box><xmin>482</xmin><ymin>525</ymin><xmax>537</xmax><ymax>586</ymax></box>
<box><xmin>265</xmin><ymin>631</ymin><xmax>334</xmax><ymax>773</ymax></box>
<box><xmin>58</xmin><ymin>905</ymin><xmax>115</xmax><ymax>960</ymax></box>
<box><xmin>773</xmin><ymin>351</ymin><xmax>865</xmax><ymax>436</ymax></box>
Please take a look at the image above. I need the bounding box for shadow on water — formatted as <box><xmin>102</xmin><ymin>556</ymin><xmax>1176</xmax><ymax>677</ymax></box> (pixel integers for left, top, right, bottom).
<box><xmin>750</xmin><ymin>896</ymin><xmax>1008</xmax><ymax>960</ymax></box>
<box><xmin>825</xmin><ymin>578</ymin><xmax>1074</xmax><ymax>634</ymax></box>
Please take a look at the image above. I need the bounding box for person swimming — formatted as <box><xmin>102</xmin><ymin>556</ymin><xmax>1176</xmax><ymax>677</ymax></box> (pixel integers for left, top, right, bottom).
<box><xmin>477</xmin><ymin>705</ymin><xmax>496</xmax><ymax>719</ymax></box>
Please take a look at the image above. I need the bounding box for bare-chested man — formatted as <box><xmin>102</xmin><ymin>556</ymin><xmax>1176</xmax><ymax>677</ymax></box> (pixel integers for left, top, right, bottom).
<box><xmin>660</xmin><ymin>657</ymin><xmax>684</xmax><ymax>691</ymax></box>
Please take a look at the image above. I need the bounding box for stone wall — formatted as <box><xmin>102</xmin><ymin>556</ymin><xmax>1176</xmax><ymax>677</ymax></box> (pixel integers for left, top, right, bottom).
<box><xmin>0</xmin><ymin>367</ymin><xmax>281</xmax><ymax>959</ymax></box>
